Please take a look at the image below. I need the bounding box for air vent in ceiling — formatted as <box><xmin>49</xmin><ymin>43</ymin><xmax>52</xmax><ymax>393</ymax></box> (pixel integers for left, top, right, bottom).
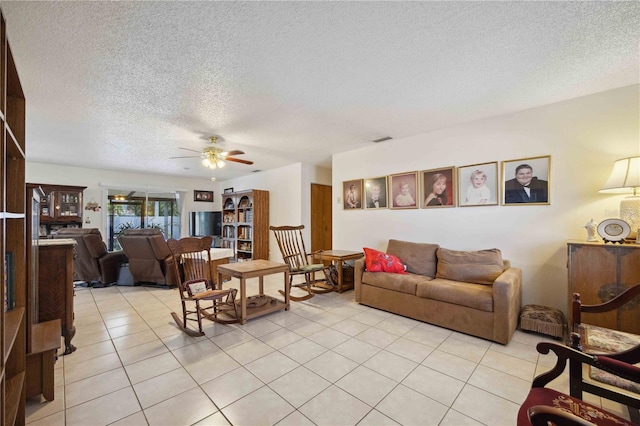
<box><xmin>372</xmin><ymin>136</ymin><xmax>392</xmax><ymax>143</ymax></box>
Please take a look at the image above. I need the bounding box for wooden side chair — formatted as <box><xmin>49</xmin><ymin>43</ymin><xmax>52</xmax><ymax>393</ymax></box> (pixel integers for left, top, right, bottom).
<box><xmin>570</xmin><ymin>284</ymin><xmax>640</xmax><ymax>423</ymax></box>
<box><xmin>167</xmin><ymin>236</ymin><xmax>239</xmax><ymax>336</ymax></box>
<box><xmin>270</xmin><ymin>225</ymin><xmax>333</xmax><ymax>301</ymax></box>
<box><xmin>518</xmin><ymin>340</ymin><xmax>640</xmax><ymax>425</ymax></box>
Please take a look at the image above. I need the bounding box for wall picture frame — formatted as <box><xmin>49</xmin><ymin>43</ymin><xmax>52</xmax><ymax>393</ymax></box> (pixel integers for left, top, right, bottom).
<box><xmin>457</xmin><ymin>162</ymin><xmax>498</xmax><ymax>207</ymax></box>
<box><xmin>420</xmin><ymin>167</ymin><xmax>456</xmax><ymax>208</ymax></box>
<box><xmin>390</xmin><ymin>172</ymin><xmax>418</xmax><ymax>209</ymax></box>
<box><xmin>343</xmin><ymin>179</ymin><xmax>363</xmax><ymax>209</ymax></box>
<box><xmin>194</xmin><ymin>190</ymin><xmax>214</xmax><ymax>202</ymax></box>
<box><xmin>502</xmin><ymin>155</ymin><xmax>551</xmax><ymax>205</ymax></box>
<box><xmin>364</xmin><ymin>176</ymin><xmax>388</xmax><ymax>209</ymax></box>
<box><xmin>223</xmin><ymin>187</ymin><xmax>234</xmax><ymax>194</ymax></box>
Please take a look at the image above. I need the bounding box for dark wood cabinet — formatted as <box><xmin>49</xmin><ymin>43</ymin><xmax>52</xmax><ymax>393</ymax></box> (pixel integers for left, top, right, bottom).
<box><xmin>567</xmin><ymin>241</ymin><xmax>640</xmax><ymax>334</ymax></box>
<box><xmin>28</xmin><ymin>183</ymin><xmax>86</xmax><ymax>237</ymax></box>
<box><xmin>38</xmin><ymin>239</ymin><xmax>77</xmax><ymax>354</ymax></box>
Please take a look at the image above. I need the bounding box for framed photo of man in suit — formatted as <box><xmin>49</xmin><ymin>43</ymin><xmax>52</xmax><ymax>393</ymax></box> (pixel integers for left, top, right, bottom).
<box><xmin>502</xmin><ymin>156</ymin><xmax>551</xmax><ymax>205</ymax></box>
<box><xmin>364</xmin><ymin>176</ymin><xmax>388</xmax><ymax>209</ymax></box>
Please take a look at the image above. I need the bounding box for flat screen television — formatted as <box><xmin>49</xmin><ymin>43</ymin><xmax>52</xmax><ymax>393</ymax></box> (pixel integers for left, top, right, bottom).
<box><xmin>189</xmin><ymin>211</ymin><xmax>222</xmax><ymax>237</ymax></box>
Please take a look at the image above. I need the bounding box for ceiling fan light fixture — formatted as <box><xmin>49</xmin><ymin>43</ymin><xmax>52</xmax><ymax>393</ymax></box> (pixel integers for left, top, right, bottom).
<box><xmin>217</xmin><ymin>160</ymin><xmax>225</xmax><ymax>168</ymax></box>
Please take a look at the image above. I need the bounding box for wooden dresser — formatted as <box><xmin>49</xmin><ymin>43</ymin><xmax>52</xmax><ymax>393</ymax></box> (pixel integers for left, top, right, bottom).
<box><xmin>38</xmin><ymin>239</ymin><xmax>77</xmax><ymax>354</ymax></box>
<box><xmin>567</xmin><ymin>240</ymin><xmax>640</xmax><ymax>334</ymax></box>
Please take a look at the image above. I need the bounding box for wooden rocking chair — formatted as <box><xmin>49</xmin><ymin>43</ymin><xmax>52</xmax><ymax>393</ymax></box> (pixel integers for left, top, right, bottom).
<box><xmin>167</xmin><ymin>236</ymin><xmax>239</xmax><ymax>336</ymax></box>
<box><xmin>270</xmin><ymin>225</ymin><xmax>333</xmax><ymax>301</ymax></box>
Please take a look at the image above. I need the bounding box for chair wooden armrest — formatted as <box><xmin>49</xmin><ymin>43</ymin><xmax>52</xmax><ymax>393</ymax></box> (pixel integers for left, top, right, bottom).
<box><xmin>532</xmin><ymin>341</ymin><xmax>596</xmax><ymax>388</ymax></box>
<box><xmin>571</xmin><ymin>284</ymin><xmax>640</xmax><ymax>332</ymax></box>
<box><xmin>518</xmin><ymin>340</ymin><xmax>639</xmax><ymax>426</ymax></box>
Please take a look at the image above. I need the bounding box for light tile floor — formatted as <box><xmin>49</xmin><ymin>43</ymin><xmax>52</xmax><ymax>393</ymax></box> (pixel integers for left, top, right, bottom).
<box><xmin>26</xmin><ymin>275</ymin><xmax>632</xmax><ymax>426</ymax></box>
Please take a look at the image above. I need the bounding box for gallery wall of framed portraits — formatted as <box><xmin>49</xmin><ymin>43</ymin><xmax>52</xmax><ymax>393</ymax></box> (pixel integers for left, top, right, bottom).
<box><xmin>342</xmin><ymin>155</ymin><xmax>551</xmax><ymax>210</ymax></box>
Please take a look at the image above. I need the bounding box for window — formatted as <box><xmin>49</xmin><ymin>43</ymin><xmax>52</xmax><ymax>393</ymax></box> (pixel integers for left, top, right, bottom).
<box><xmin>107</xmin><ymin>190</ymin><xmax>180</xmax><ymax>251</ymax></box>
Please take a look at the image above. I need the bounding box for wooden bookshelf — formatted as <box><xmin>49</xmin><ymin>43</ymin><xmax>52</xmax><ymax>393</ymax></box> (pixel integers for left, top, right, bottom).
<box><xmin>220</xmin><ymin>190</ymin><xmax>269</xmax><ymax>261</ymax></box>
<box><xmin>1</xmin><ymin>7</ymin><xmax>28</xmax><ymax>425</ymax></box>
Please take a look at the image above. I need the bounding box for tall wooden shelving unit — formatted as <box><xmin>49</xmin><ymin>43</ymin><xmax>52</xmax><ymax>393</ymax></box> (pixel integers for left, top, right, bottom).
<box><xmin>221</xmin><ymin>190</ymin><xmax>269</xmax><ymax>261</ymax></box>
<box><xmin>1</xmin><ymin>8</ymin><xmax>28</xmax><ymax>425</ymax></box>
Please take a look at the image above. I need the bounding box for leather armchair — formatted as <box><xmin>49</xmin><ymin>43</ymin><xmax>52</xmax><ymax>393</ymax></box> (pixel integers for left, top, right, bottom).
<box><xmin>117</xmin><ymin>229</ymin><xmax>177</xmax><ymax>286</ymax></box>
<box><xmin>54</xmin><ymin>228</ymin><xmax>127</xmax><ymax>285</ymax></box>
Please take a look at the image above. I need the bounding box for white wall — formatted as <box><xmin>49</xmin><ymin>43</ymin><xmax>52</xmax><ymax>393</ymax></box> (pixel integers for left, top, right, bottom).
<box><xmin>218</xmin><ymin>163</ymin><xmax>331</xmax><ymax>262</ymax></box>
<box><xmin>332</xmin><ymin>85</ymin><xmax>640</xmax><ymax>314</ymax></box>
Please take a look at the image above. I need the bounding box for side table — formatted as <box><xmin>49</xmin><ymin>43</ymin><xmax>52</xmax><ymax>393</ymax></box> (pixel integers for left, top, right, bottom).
<box><xmin>217</xmin><ymin>260</ymin><xmax>290</xmax><ymax>325</ymax></box>
<box><xmin>315</xmin><ymin>250</ymin><xmax>364</xmax><ymax>292</ymax></box>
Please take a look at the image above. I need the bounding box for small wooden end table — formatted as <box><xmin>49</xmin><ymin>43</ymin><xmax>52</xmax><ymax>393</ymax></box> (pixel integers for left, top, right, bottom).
<box><xmin>216</xmin><ymin>260</ymin><xmax>290</xmax><ymax>325</ymax></box>
<box><xmin>315</xmin><ymin>250</ymin><xmax>364</xmax><ymax>292</ymax></box>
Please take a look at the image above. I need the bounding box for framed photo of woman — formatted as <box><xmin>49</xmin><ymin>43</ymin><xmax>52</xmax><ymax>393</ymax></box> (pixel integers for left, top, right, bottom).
<box><xmin>421</xmin><ymin>167</ymin><xmax>455</xmax><ymax>208</ymax></box>
<box><xmin>342</xmin><ymin>179</ymin><xmax>363</xmax><ymax>209</ymax></box>
<box><xmin>457</xmin><ymin>162</ymin><xmax>498</xmax><ymax>207</ymax></box>
<box><xmin>390</xmin><ymin>172</ymin><xmax>418</xmax><ymax>209</ymax></box>
<box><xmin>364</xmin><ymin>176</ymin><xmax>388</xmax><ymax>209</ymax></box>
<box><xmin>502</xmin><ymin>155</ymin><xmax>551</xmax><ymax>205</ymax></box>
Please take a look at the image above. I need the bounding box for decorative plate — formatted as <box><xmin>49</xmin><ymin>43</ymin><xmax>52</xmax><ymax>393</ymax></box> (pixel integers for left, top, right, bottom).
<box><xmin>597</xmin><ymin>218</ymin><xmax>631</xmax><ymax>242</ymax></box>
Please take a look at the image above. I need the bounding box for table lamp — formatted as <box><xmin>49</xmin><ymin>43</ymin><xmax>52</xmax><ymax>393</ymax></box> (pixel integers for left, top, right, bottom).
<box><xmin>599</xmin><ymin>156</ymin><xmax>640</xmax><ymax>240</ymax></box>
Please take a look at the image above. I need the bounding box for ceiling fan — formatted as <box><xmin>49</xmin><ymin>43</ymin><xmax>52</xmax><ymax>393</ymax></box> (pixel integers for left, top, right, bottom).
<box><xmin>170</xmin><ymin>136</ymin><xmax>254</xmax><ymax>178</ymax></box>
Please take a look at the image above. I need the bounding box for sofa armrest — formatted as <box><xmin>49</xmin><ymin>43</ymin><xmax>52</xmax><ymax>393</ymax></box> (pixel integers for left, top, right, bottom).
<box><xmin>354</xmin><ymin>257</ymin><xmax>366</xmax><ymax>302</ymax></box>
<box><xmin>492</xmin><ymin>267</ymin><xmax>522</xmax><ymax>344</ymax></box>
<box><xmin>98</xmin><ymin>251</ymin><xmax>128</xmax><ymax>284</ymax></box>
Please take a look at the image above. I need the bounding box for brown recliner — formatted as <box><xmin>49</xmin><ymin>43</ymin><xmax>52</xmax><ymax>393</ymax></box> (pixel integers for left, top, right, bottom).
<box><xmin>117</xmin><ymin>229</ymin><xmax>177</xmax><ymax>287</ymax></box>
<box><xmin>54</xmin><ymin>228</ymin><xmax>127</xmax><ymax>285</ymax></box>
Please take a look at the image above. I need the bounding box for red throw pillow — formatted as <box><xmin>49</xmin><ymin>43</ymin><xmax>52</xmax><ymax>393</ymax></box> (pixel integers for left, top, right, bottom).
<box><xmin>363</xmin><ymin>247</ymin><xmax>407</xmax><ymax>274</ymax></box>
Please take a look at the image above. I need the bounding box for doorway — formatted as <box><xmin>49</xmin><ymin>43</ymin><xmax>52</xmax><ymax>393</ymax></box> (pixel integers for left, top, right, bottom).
<box><xmin>310</xmin><ymin>184</ymin><xmax>332</xmax><ymax>252</ymax></box>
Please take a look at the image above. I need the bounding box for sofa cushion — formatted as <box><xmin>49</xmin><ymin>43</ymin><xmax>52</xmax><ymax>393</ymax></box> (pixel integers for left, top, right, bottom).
<box><xmin>386</xmin><ymin>239</ymin><xmax>439</xmax><ymax>278</ymax></box>
<box><xmin>416</xmin><ymin>278</ymin><xmax>494</xmax><ymax>312</ymax></box>
<box><xmin>436</xmin><ymin>248</ymin><xmax>504</xmax><ymax>285</ymax></box>
<box><xmin>364</xmin><ymin>247</ymin><xmax>407</xmax><ymax>274</ymax></box>
<box><xmin>362</xmin><ymin>271</ymin><xmax>431</xmax><ymax>295</ymax></box>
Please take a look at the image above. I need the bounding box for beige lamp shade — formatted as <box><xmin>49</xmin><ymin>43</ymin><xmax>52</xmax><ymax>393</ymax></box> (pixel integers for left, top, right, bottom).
<box><xmin>599</xmin><ymin>156</ymin><xmax>640</xmax><ymax>194</ymax></box>
<box><xmin>600</xmin><ymin>156</ymin><xmax>640</xmax><ymax>238</ymax></box>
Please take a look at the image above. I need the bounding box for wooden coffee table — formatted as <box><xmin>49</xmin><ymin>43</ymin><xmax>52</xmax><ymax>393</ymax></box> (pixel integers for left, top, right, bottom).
<box><xmin>216</xmin><ymin>259</ymin><xmax>290</xmax><ymax>325</ymax></box>
<box><xmin>315</xmin><ymin>250</ymin><xmax>364</xmax><ymax>292</ymax></box>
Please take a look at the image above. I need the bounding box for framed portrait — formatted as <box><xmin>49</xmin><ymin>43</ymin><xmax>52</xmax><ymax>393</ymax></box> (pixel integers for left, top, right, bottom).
<box><xmin>194</xmin><ymin>190</ymin><xmax>214</xmax><ymax>202</ymax></box>
<box><xmin>223</xmin><ymin>187</ymin><xmax>234</xmax><ymax>194</ymax></box>
<box><xmin>390</xmin><ymin>172</ymin><xmax>418</xmax><ymax>209</ymax></box>
<box><xmin>457</xmin><ymin>162</ymin><xmax>498</xmax><ymax>207</ymax></box>
<box><xmin>343</xmin><ymin>179</ymin><xmax>363</xmax><ymax>209</ymax></box>
<box><xmin>364</xmin><ymin>176</ymin><xmax>388</xmax><ymax>209</ymax></box>
<box><xmin>421</xmin><ymin>167</ymin><xmax>456</xmax><ymax>208</ymax></box>
<box><xmin>502</xmin><ymin>155</ymin><xmax>551</xmax><ymax>205</ymax></box>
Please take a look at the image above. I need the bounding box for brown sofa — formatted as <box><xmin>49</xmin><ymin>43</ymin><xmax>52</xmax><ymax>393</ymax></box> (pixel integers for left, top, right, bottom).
<box><xmin>354</xmin><ymin>239</ymin><xmax>522</xmax><ymax>344</ymax></box>
<box><xmin>54</xmin><ymin>228</ymin><xmax>127</xmax><ymax>285</ymax></box>
<box><xmin>117</xmin><ymin>229</ymin><xmax>177</xmax><ymax>286</ymax></box>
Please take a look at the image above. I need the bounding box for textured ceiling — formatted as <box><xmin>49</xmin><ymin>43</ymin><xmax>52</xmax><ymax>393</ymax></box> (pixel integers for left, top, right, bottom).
<box><xmin>2</xmin><ymin>1</ymin><xmax>639</xmax><ymax>181</ymax></box>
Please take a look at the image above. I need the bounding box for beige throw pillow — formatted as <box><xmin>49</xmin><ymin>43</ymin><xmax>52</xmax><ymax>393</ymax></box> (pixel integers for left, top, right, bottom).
<box><xmin>436</xmin><ymin>248</ymin><xmax>504</xmax><ymax>285</ymax></box>
<box><xmin>386</xmin><ymin>239</ymin><xmax>439</xmax><ymax>278</ymax></box>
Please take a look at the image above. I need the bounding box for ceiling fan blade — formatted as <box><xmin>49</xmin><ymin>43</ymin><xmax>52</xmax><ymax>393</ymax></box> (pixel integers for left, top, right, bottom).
<box><xmin>222</xmin><ymin>150</ymin><xmax>245</xmax><ymax>157</ymax></box>
<box><xmin>226</xmin><ymin>157</ymin><xmax>254</xmax><ymax>165</ymax></box>
<box><xmin>178</xmin><ymin>147</ymin><xmax>202</xmax><ymax>154</ymax></box>
<box><xmin>169</xmin><ymin>155</ymin><xmax>201</xmax><ymax>159</ymax></box>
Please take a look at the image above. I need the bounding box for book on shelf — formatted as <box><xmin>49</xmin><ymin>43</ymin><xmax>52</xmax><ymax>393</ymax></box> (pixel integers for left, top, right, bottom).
<box><xmin>4</xmin><ymin>252</ymin><xmax>14</xmax><ymax>311</ymax></box>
